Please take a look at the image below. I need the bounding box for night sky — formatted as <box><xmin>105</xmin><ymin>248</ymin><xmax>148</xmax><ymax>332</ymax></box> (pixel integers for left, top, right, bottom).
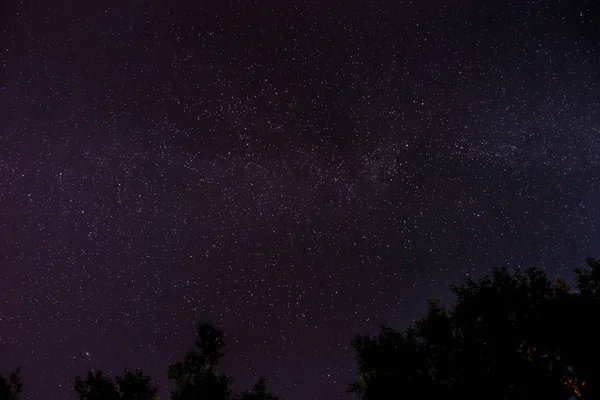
<box><xmin>1</xmin><ymin>0</ymin><xmax>600</xmax><ymax>399</ymax></box>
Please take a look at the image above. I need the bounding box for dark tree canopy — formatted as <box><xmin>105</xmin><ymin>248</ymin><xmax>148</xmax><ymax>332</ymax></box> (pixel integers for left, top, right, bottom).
<box><xmin>350</xmin><ymin>258</ymin><xmax>600</xmax><ymax>400</ymax></box>
<box><xmin>0</xmin><ymin>369</ymin><xmax>22</xmax><ymax>400</ymax></box>
<box><xmin>74</xmin><ymin>369</ymin><xmax>158</xmax><ymax>400</ymax></box>
<box><xmin>236</xmin><ymin>377</ymin><xmax>279</xmax><ymax>400</ymax></box>
<box><xmin>168</xmin><ymin>321</ymin><xmax>233</xmax><ymax>400</ymax></box>
<box><xmin>68</xmin><ymin>321</ymin><xmax>278</xmax><ymax>400</ymax></box>
<box><xmin>168</xmin><ymin>322</ymin><xmax>279</xmax><ymax>400</ymax></box>
<box><xmin>116</xmin><ymin>370</ymin><xmax>159</xmax><ymax>400</ymax></box>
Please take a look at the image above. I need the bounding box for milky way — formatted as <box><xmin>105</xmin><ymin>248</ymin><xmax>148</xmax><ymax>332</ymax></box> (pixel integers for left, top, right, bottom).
<box><xmin>1</xmin><ymin>1</ymin><xmax>600</xmax><ymax>399</ymax></box>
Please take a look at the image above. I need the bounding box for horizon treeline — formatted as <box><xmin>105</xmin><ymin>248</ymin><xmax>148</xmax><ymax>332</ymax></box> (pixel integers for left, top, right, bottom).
<box><xmin>1</xmin><ymin>319</ymin><xmax>279</xmax><ymax>400</ymax></box>
<box><xmin>3</xmin><ymin>258</ymin><xmax>600</xmax><ymax>400</ymax></box>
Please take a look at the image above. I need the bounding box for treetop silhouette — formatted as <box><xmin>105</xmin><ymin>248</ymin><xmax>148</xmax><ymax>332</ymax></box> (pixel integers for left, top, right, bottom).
<box><xmin>74</xmin><ymin>369</ymin><xmax>158</xmax><ymax>400</ymax></box>
<box><xmin>0</xmin><ymin>368</ymin><xmax>22</xmax><ymax>400</ymax></box>
<box><xmin>349</xmin><ymin>258</ymin><xmax>600</xmax><ymax>400</ymax></box>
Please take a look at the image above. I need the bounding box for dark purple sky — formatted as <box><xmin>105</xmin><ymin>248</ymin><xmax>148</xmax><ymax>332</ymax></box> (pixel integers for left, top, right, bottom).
<box><xmin>1</xmin><ymin>0</ymin><xmax>600</xmax><ymax>399</ymax></box>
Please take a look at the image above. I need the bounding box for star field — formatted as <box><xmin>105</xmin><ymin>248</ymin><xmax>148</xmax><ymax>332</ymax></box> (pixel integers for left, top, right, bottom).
<box><xmin>1</xmin><ymin>0</ymin><xmax>600</xmax><ymax>399</ymax></box>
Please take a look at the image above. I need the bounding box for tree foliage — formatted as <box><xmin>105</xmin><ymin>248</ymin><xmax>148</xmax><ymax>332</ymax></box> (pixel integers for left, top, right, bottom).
<box><xmin>168</xmin><ymin>321</ymin><xmax>233</xmax><ymax>400</ymax></box>
<box><xmin>68</xmin><ymin>321</ymin><xmax>278</xmax><ymax>400</ymax></box>
<box><xmin>74</xmin><ymin>369</ymin><xmax>158</xmax><ymax>400</ymax></box>
<box><xmin>0</xmin><ymin>368</ymin><xmax>22</xmax><ymax>400</ymax></box>
<box><xmin>168</xmin><ymin>321</ymin><xmax>279</xmax><ymax>400</ymax></box>
<box><xmin>350</xmin><ymin>258</ymin><xmax>600</xmax><ymax>400</ymax></box>
<box><xmin>236</xmin><ymin>377</ymin><xmax>279</xmax><ymax>400</ymax></box>
<box><xmin>116</xmin><ymin>370</ymin><xmax>159</xmax><ymax>400</ymax></box>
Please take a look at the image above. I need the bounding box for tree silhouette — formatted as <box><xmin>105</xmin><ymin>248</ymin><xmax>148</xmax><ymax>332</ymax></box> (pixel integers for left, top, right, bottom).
<box><xmin>236</xmin><ymin>377</ymin><xmax>279</xmax><ymax>400</ymax></box>
<box><xmin>168</xmin><ymin>321</ymin><xmax>233</xmax><ymax>400</ymax></box>
<box><xmin>350</xmin><ymin>258</ymin><xmax>600</xmax><ymax>400</ymax></box>
<box><xmin>74</xmin><ymin>369</ymin><xmax>158</xmax><ymax>400</ymax></box>
<box><xmin>116</xmin><ymin>370</ymin><xmax>159</xmax><ymax>400</ymax></box>
<box><xmin>169</xmin><ymin>322</ymin><xmax>280</xmax><ymax>400</ymax></box>
<box><xmin>0</xmin><ymin>368</ymin><xmax>22</xmax><ymax>400</ymax></box>
<box><xmin>74</xmin><ymin>371</ymin><xmax>119</xmax><ymax>400</ymax></box>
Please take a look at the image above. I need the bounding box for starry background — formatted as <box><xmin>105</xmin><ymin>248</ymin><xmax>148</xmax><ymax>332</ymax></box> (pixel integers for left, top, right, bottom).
<box><xmin>1</xmin><ymin>0</ymin><xmax>600</xmax><ymax>399</ymax></box>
